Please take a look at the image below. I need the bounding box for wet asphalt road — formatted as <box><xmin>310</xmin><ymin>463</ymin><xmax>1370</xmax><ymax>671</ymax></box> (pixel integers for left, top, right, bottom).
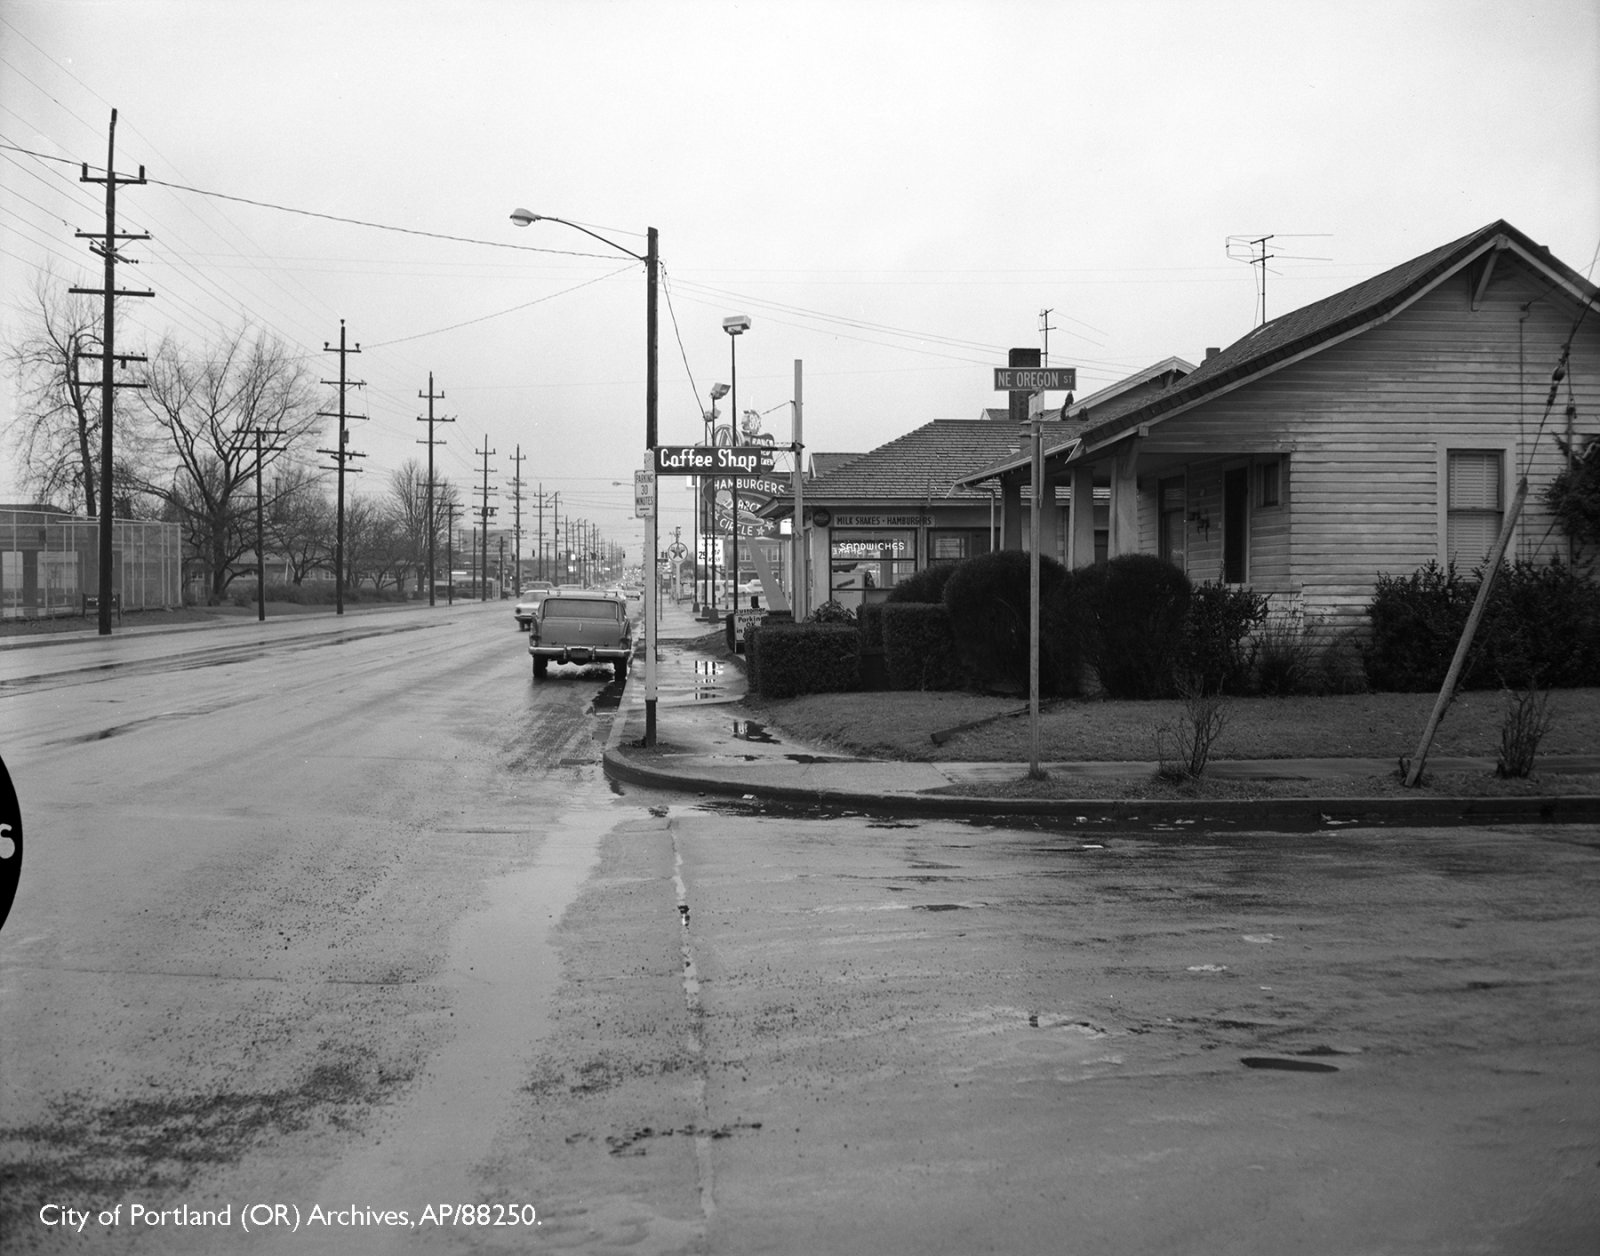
<box><xmin>2</xmin><ymin>604</ymin><xmax>1597</xmax><ymax>1254</ymax></box>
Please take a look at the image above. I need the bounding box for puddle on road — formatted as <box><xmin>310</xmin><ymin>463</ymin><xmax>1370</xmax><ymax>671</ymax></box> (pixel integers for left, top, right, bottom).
<box><xmin>1241</xmin><ymin>1056</ymin><xmax>1341</xmax><ymax>1073</ymax></box>
<box><xmin>732</xmin><ymin>720</ymin><xmax>778</xmax><ymax>744</ymax></box>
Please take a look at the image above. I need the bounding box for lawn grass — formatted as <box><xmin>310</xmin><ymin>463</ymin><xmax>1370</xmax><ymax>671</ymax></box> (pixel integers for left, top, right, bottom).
<box><xmin>742</xmin><ymin>685</ymin><xmax>1600</xmax><ymax>800</ymax></box>
<box><xmin>750</xmin><ymin>687</ymin><xmax>1600</xmax><ymax>764</ymax></box>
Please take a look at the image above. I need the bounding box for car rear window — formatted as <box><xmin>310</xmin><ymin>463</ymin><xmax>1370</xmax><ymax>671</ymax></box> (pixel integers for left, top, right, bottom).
<box><xmin>541</xmin><ymin>598</ymin><xmax>622</xmax><ymax>620</ymax></box>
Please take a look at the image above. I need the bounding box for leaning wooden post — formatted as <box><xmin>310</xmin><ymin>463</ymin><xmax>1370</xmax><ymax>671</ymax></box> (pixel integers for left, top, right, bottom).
<box><xmin>1404</xmin><ymin>477</ymin><xmax>1528</xmax><ymax>787</ymax></box>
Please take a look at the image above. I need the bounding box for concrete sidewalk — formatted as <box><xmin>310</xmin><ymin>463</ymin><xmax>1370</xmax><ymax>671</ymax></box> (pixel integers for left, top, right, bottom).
<box><xmin>603</xmin><ymin>598</ymin><xmax>1600</xmax><ymax>829</ymax></box>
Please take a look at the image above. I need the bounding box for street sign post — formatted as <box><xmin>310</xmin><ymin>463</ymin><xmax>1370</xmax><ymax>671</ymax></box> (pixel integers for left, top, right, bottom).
<box><xmin>633</xmin><ymin>468</ymin><xmax>655</xmax><ymax>517</ymax></box>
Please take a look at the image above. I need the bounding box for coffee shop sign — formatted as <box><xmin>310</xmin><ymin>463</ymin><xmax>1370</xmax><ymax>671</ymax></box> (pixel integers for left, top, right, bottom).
<box><xmin>655</xmin><ymin>445</ymin><xmax>774</xmax><ymax>475</ymax></box>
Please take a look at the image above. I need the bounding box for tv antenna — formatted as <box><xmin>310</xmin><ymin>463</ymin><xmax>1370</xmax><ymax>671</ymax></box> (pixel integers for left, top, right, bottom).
<box><xmin>1227</xmin><ymin>234</ymin><xmax>1332</xmax><ymax>326</ymax></box>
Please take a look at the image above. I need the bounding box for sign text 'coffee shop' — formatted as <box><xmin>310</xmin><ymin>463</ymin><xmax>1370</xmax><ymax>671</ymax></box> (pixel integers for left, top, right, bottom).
<box><xmin>654</xmin><ymin>445</ymin><xmax>775</xmax><ymax>476</ymax></box>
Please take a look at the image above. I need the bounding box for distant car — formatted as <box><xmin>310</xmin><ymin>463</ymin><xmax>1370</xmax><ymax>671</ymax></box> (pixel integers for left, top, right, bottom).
<box><xmin>513</xmin><ymin>581</ymin><xmax>556</xmax><ymax>630</ymax></box>
<box><xmin>529</xmin><ymin>592</ymin><xmax>634</xmax><ymax>681</ymax></box>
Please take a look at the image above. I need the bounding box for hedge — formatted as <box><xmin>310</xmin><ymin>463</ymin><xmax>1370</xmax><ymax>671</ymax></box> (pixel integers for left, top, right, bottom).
<box><xmin>881</xmin><ymin>602</ymin><xmax>964</xmax><ymax>691</ymax></box>
<box><xmin>748</xmin><ymin>622</ymin><xmax>861</xmax><ymax>699</ymax></box>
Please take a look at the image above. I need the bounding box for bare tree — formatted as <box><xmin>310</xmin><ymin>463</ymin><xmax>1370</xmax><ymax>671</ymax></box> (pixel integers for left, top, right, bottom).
<box><xmin>133</xmin><ymin>325</ymin><xmax>319</xmax><ymax>602</ymax></box>
<box><xmin>384</xmin><ymin>460</ymin><xmax>433</xmax><ymax>595</ymax></box>
<box><xmin>264</xmin><ymin>462</ymin><xmax>333</xmax><ymax>584</ymax></box>
<box><xmin>1</xmin><ymin>270</ymin><xmax>105</xmax><ymax>512</ymax></box>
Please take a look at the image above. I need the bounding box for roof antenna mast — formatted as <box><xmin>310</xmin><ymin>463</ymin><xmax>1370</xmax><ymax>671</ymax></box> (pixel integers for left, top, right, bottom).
<box><xmin>1227</xmin><ymin>233</ymin><xmax>1333</xmax><ymax>327</ymax></box>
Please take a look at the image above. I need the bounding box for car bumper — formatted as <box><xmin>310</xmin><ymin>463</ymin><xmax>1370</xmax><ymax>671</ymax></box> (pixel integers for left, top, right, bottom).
<box><xmin>528</xmin><ymin>644</ymin><xmax>631</xmax><ymax>664</ymax></box>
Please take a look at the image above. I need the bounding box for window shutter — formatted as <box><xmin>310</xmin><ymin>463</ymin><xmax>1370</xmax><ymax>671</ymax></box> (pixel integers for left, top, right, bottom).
<box><xmin>1448</xmin><ymin>451</ymin><xmax>1501</xmax><ymax>510</ymax></box>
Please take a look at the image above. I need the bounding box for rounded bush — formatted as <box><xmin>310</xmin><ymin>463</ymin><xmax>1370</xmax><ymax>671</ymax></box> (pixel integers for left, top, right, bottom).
<box><xmin>1072</xmin><ymin>554</ymin><xmax>1192</xmax><ymax>698</ymax></box>
<box><xmin>942</xmin><ymin>549</ymin><xmax>1074</xmax><ymax>695</ymax></box>
<box><xmin>887</xmin><ymin>562</ymin><xmax>958</xmax><ymax>604</ymax></box>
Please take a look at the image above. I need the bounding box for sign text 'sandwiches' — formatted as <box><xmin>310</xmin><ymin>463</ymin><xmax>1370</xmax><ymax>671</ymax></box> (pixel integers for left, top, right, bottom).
<box><xmin>655</xmin><ymin>445</ymin><xmax>775</xmax><ymax>475</ymax></box>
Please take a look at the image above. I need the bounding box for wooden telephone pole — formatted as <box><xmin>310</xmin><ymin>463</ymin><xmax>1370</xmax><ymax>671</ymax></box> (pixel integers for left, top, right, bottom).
<box><xmin>318</xmin><ymin>322</ymin><xmax>365</xmax><ymax>614</ymax></box>
<box><xmin>71</xmin><ymin>108</ymin><xmax>151</xmax><ymax>635</ymax></box>
<box><xmin>416</xmin><ymin>372</ymin><xmax>453</xmax><ymax>606</ymax></box>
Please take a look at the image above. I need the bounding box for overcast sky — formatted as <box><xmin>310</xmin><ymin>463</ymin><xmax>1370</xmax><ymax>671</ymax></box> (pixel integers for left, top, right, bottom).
<box><xmin>3</xmin><ymin>0</ymin><xmax>1597</xmax><ymax>557</ymax></box>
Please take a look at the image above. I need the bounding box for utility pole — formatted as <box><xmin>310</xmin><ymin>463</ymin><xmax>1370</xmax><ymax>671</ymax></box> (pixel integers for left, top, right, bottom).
<box><xmin>238</xmin><ymin>427</ymin><xmax>286</xmax><ymax>622</ymax></box>
<box><xmin>509</xmin><ymin>445</ymin><xmax>526</xmax><ymax>592</ymax></box>
<box><xmin>475</xmin><ymin>440</ymin><xmax>497</xmax><ymax>601</ymax></box>
<box><xmin>535</xmin><ymin>486</ymin><xmax>547</xmax><ymax>582</ymax></box>
<box><xmin>443</xmin><ymin>500</ymin><xmax>460</xmax><ymax>605</ymax></box>
<box><xmin>552</xmin><ymin>493</ymin><xmax>561</xmax><ymax>583</ymax></box>
<box><xmin>416</xmin><ymin>372</ymin><xmax>454</xmax><ymax>607</ymax></box>
<box><xmin>318</xmin><ymin>321</ymin><xmax>365</xmax><ymax>615</ymax></box>
<box><xmin>71</xmin><ymin>108</ymin><xmax>150</xmax><ymax>636</ymax></box>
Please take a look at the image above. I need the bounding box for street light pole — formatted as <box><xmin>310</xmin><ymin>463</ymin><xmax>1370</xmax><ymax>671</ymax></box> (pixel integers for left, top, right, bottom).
<box><xmin>510</xmin><ymin>207</ymin><xmax>660</xmax><ymax>744</ymax></box>
<box><xmin>699</xmin><ymin>383</ymin><xmax>729</xmax><ymax>614</ymax></box>
<box><xmin>721</xmin><ymin>316</ymin><xmax>751</xmax><ymax>617</ymax></box>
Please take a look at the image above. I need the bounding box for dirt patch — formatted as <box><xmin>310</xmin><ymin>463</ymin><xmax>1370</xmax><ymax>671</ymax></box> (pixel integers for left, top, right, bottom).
<box><xmin>0</xmin><ymin>1054</ymin><xmax>408</xmax><ymax>1249</ymax></box>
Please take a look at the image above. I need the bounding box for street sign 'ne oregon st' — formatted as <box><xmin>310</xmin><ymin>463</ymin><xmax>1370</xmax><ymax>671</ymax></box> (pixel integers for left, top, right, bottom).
<box><xmin>994</xmin><ymin>367</ymin><xmax>1077</xmax><ymax>391</ymax></box>
<box><xmin>655</xmin><ymin>445</ymin><xmax>775</xmax><ymax>475</ymax></box>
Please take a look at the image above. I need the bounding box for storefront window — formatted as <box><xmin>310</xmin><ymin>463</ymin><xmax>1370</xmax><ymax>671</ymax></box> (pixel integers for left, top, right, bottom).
<box><xmin>928</xmin><ymin>529</ymin><xmax>991</xmax><ymax>564</ymax></box>
<box><xmin>829</xmin><ymin>530</ymin><xmax>916</xmax><ymax>605</ymax></box>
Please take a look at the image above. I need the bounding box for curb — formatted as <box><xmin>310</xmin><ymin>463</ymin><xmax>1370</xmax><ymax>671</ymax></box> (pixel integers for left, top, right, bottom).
<box><xmin>602</xmin><ymin>745</ymin><xmax>1600</xmax><ymax>831</ymax></box>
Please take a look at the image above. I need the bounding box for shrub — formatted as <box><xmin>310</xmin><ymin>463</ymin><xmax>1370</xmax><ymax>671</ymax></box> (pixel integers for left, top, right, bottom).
<box><xmin>1363</xmin><ymin>561</ymin><xmax>1477</xmax><ymax>691</ymax></box>
<box><xmin>881</xmin><ymin>603</ymin><xmax>964</xmax><ymax>691</ymax></box>
<box><xmin>1072</xmin><ymin>554</ymin><xmax>1192</xmax><ymax>698</ymax></box>
<box><xmin>887</xmin><ymin>562</ymin><xmax>958</xmax><ymax>605</ymax></box>
<box><xmin>1365</xmin><ymin>558</ymin><xmax>1600</xmax><ymax>691</ymax></box>
<box><xmin>1181</xmin><ymin>582</ymin><xmax>1269</xmax><ymax>694</ymax></box>
<box><xmin>1545</xmin><ymin>433</ymin><xmax>1600</xmax><ymax>561</ymax></box>
<box><xmin>1479</xmin><ymin>559</ymin><xmax>1600</xmax><ymax>688</ymax></box>
<box><xmin>1252</xmin><ymin>611</ymin><xmax>1321</xmax><ymax>695</ymax></box>
<box><xmin>1496</xmin><ymin>685</ymin><xmax>1554</xmax><ymax>778</ymax></box>
<box><xmin>942</xmin><ymin>549</ymin><xmax>1074</xmax><ymax>695</ymax></box>
<box><xmin>749</xmin><ymin>623</ymin><xmax>860</xmax><ymax>699</ymax></box>
<box><xmin>1315</xmin><ymin>631</ymin><xmax>1370</xmax><ymax>695</ymax></box>
<box><xmin>807</xmin><ymin>599</ymin><xmax>856</xmax><ymax>625</ymax></box>
<box><xmin>1152</xmin><ymin>678</ymin><xmax>1230</xmax><ymax>780</ymax></box>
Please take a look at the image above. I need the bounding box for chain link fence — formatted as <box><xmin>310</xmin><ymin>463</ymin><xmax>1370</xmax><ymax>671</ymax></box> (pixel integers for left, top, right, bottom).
<box><xmin>1</xmin><ymin>508</ymin><xmax>183</xmax><ymax>619</ymax></box>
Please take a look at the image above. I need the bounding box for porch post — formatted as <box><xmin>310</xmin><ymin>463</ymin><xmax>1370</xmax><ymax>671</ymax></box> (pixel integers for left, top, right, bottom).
<box><xmin>1109</xmin><ymin>441</ymin><xmax>1140</xmax><ymax>557</ymax></box>
<box><xmin>1068</xmin><ymin>464</ymin><xmax>1097</xmax><ymax>567</ymax></box>
<box><xmin>1000</xmin><ymin>472</ymin><xmax>1023</xmax><ymax>550</ymax></box>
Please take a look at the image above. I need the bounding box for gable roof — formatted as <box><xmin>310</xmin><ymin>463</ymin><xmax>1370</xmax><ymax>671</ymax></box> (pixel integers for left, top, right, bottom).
<box><xmin>807</xmin><ymin>451</ymin><xmax>865</xmax><ymax>479</ymax></box>
<box><xmin>781</xmin><ymin>420</ymin><xmax>1035</xmax><ymax>507</ymax></box>
<box><xmin>1069</xmin><ymin>219</ymin><xmax>1598</xmax><ymax>459</ymax></box>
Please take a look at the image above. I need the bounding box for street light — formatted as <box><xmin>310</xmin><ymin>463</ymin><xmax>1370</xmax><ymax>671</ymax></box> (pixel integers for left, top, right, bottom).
<box><xmin>512</xmin><ymin>206</ymin><xmax>661</xmax><ymax>745</ymax></box>
<box><xmin>700</xmin><ymin>382</ymin><xmax>729</xmax><ymax>613</ymax></box>
<box><xmin>722</xmin><ymin>315</ymin><xmax>751</xmax><ymax>612</ymax></box>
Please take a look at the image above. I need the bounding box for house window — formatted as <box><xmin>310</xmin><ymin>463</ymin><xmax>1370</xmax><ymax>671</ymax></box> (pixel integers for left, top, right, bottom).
<box><xmin>1447</xmin><ymin>449</ymin><xmax>1503</xmax><ymax>563</ymax></box>
<box><xmin>1158</xmin><ymin>477</ymin><xmax>1186</xmax><ymax>571</ymax></box>
<box><xmin>1257</xmin><ymin>458</ymin><xmax>1282</xmax><ymax>507</ymax></box>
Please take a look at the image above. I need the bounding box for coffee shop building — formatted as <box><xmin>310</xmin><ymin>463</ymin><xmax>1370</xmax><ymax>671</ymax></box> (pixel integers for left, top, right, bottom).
<box><xmin>762</xmin><ymin>420</ymin><xmax>1038</xmax><ymax>613</ymax></box>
